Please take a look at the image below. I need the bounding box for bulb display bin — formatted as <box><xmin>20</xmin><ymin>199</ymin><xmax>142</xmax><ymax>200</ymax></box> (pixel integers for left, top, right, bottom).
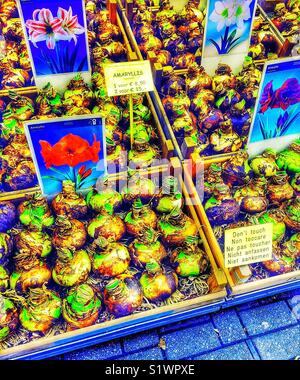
<box><xmin>120</xmin><ymin>0</ymin><xmax>205</xmax><ymax>72</ymax></box>
<box><xmin>0</xmin><ymin>74</ymin><xmax>175</xmax><ymax>199</ymax></box>
<box><xmin>0</xmin><ymin>1</ymin><xmax>35</xmax><ymax>93</ymax></box>
<box><xmin>0</xmin><ymin>157</ymin><xmax>227</xmax><ymax>360</ymax></box>
<box><xmin>0</xmin><ymin>1</ymin><xmax>149</xmax><ymax>200</ymax></box>
<box><xmin>185</xmin><ymin>142</ymin><xmax>300</xmax><ymax>304</ymax></box>
<box><xmin>258</xmin><ymin>0</ymin><xmax>300</xmax><ymax>55</ymax></box>
<box><xmin>0</xmin><ymin>89</ymin><xmax>40</xmax><ymax>200</ymax></box>
<box><xmin>149</xmin><ymin>57</ymin><xmax>263</xmax><ymax>161</ymax></box>
<box><xmin>0</xmin><ymin>0</ymin><xmax>135</xmax><ymax>98</ymax></box>
<box><xmin>250</xmin><ymin>4</ymin><xmax>286</xmax><ymax>67</ymax></box>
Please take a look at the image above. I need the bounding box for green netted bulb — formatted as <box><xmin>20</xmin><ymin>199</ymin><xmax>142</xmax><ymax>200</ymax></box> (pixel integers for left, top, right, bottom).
<box><xmin>140</xmin><ymin>265</ymin><xmax>178</xmax><ymax>303</ymax></box>
<box><xmin>0</xmin><ymin>295</ymin><xmax>18</xmax><ymax>342</ymax></box>
<box><xmin>277</xmin><ymin>140</ymin><xmax>300</xmax><ymax>174</ymax></box>
<box><xmin>18</xmin><ymin>194</ymin><xmax>54</xmax><ymax>230</ymax></box>
<box><xmin>20</xmin><ymin>288</ymin><xmax>62</xmax><ymax>334</ymax></box>
<box><xmin>258</xmin><ymin>212</ymin><xmax>286</xmax><ymax>242</ymax></box>
<box><xmin>103</xmin><ymin>276</ymin><xmax>143</xmax><ymax>317</ymax></box>
<box><xmin>146</xmin><ymin>261</ymin><xmax>162</xmax><ymax>274</ymax></box>
<box><xmin>62</xmin><ymin>284</ymin><xmax>101</xmax><ymax>330</ymax></box>
<box><xmin>158</xmin><ymin>210</ymin><xmax>198</xmax><ymax>246</ymax></box>
<box><xmin>52</xmin><ymin>248</ymin><xmax>91</xmax><ymax>287</ymax></box>
<box><xmin>87</xmin><ymin>212</ymin><xmax>125</xmax><ymax>241</ymax></box>
<box><xmin>0</xmin><ymin>266</ymin><xmax>9</xmax><ymax>292</ymax></box>
<box><xmin>125</xmin><ymin>201</ymin><xmax>157</xmax><ymax>237</ymax></box>
<box><xmin>86</xmin><ymin>187</ymin><xmax>123</xmax><ymax>213</ymax></box>
<box><xmin>129</xmin><ymin>230</ymin><xmax>167</xmax><ymax>268</ymax></box>
<box><xmin>52</xmin><ymin>180</ymin><xmax>88</xmax><ymax>219</ymax></box>
<box><xmin>171</xmin><ymin>244</ymin><xmax>209</xmax><ymax>278</ymax></box>
<box><xmin>93</xmin><ymin>242</ymin><xmax>130</xmax><ymax>278</ymax></box>
<box><xmin>250</xmin><ymin>152</ymin><xmax>278</xmax><ymax>177</ymax></box>
<box><xmin>15</xmin><ymin>230</ymin><xmax>52</xmax><ymax>258</ymax></box>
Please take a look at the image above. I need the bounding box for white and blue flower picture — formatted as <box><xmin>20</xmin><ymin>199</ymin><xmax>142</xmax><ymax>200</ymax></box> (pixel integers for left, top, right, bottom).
<box><xmin>204</xmin><ymin>0</ymin><xmax>257</xmax><ymax>57</ymax></box>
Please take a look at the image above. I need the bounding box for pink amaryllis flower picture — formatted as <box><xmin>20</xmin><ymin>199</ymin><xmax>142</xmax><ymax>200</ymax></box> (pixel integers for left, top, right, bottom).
<box><xmin>26</xmin><ymin>8</ymin><xmax>69</xmax><ymax>49</ymax></box>
<box><xmin>24</xmin><ymin>5</ymin><xmax>88</xmax><ymax>74</ymax></box>
<box><xmin>58</xmin><ymin>7</ymin><xmax>85</xmax><ymax>44</ymax></box>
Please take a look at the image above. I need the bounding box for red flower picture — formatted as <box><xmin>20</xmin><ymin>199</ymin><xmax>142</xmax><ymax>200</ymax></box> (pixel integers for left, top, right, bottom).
<box><xmin>39</xmin><ymin>133</ymin><xmax>101</xmax><ymax>191</ymax></box>
<box><xmin>259</xmin><ymin>78</ymin><xmax>300</xmax><ymax>114</ymax></box>
<box><xmin>258</xmin><ymin>77</ymin><xmax>300</xmax><ymax>140</ymax></box>
<box><xmin>39</xmin><ymin>133</ymin><xmax>101</xmax><ymax>169</ymax></box>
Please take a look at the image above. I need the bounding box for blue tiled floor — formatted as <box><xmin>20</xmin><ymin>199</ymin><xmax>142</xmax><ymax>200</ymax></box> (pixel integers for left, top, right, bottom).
<box><xmin>162</xmin><ymin>323</ymin><xmax>221</xmax><ymax>360</ymax></box>
<box><xmin>195</xmin><ymin>342</ymin><xmax>254</xmax><ymax>361</ymax></box>
<box><xmin>64</xmin><ymin>341</ymin><xmax>123</xmax><ymax>360</ymax></box>
<box><xmin>118</xmin><ymin>347</ymin><xmax>164</xmax><ymax>361</ymax></box>
<box><xmin>253</xmin><ymin>326</ymin><xmax>300</xmax><ymax>360</ymax></box>
<box><xmin>212</xmin><ymin>310</ymin><xmax>246</xmax><ymax>344</ymax></box>
<box><xmin>239</xmin><ymin>301</ymin><xmax>298</xmax><ymax>336</ymax></box>
<box><xmin>60</xmin><ymin>290</ymin><xmax>300</xmax><ymax>361</ymax></box>
<box><xmin>123</xmin><ymin>331</ymin><xmax>160</xmax><ymax>354</ymax></box>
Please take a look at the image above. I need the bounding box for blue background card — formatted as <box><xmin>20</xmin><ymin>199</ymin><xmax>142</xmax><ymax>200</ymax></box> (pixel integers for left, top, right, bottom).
<box><xmin>25</xmin><ymin>116</ymin><xmax>107</xmax><ymax>197</ymax></box>
<box><xmin>203</xmin><ymin>0</ymin><xmax>257</xmax><ymax>57</ymax></box>
<box><xmin>18</xmin><ymin>0</ymin><xmax>89</xmax><ymax>76</ymax></box>
<box><xmin>248</xmin><ymin>57</ymin><xmax>300</xmax><ymax>157</ymax></box>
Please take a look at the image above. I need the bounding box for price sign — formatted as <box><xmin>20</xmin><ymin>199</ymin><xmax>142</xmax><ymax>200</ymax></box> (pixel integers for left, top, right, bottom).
<box><xmin>224</xmin><ymin>224</ymin><xmax>273</xmax><ymax>269</ymax></box>
<box><xmin>103</xmin><ymin>61</ymin><xmax>155</xmax><ymax>97</ymax></box>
